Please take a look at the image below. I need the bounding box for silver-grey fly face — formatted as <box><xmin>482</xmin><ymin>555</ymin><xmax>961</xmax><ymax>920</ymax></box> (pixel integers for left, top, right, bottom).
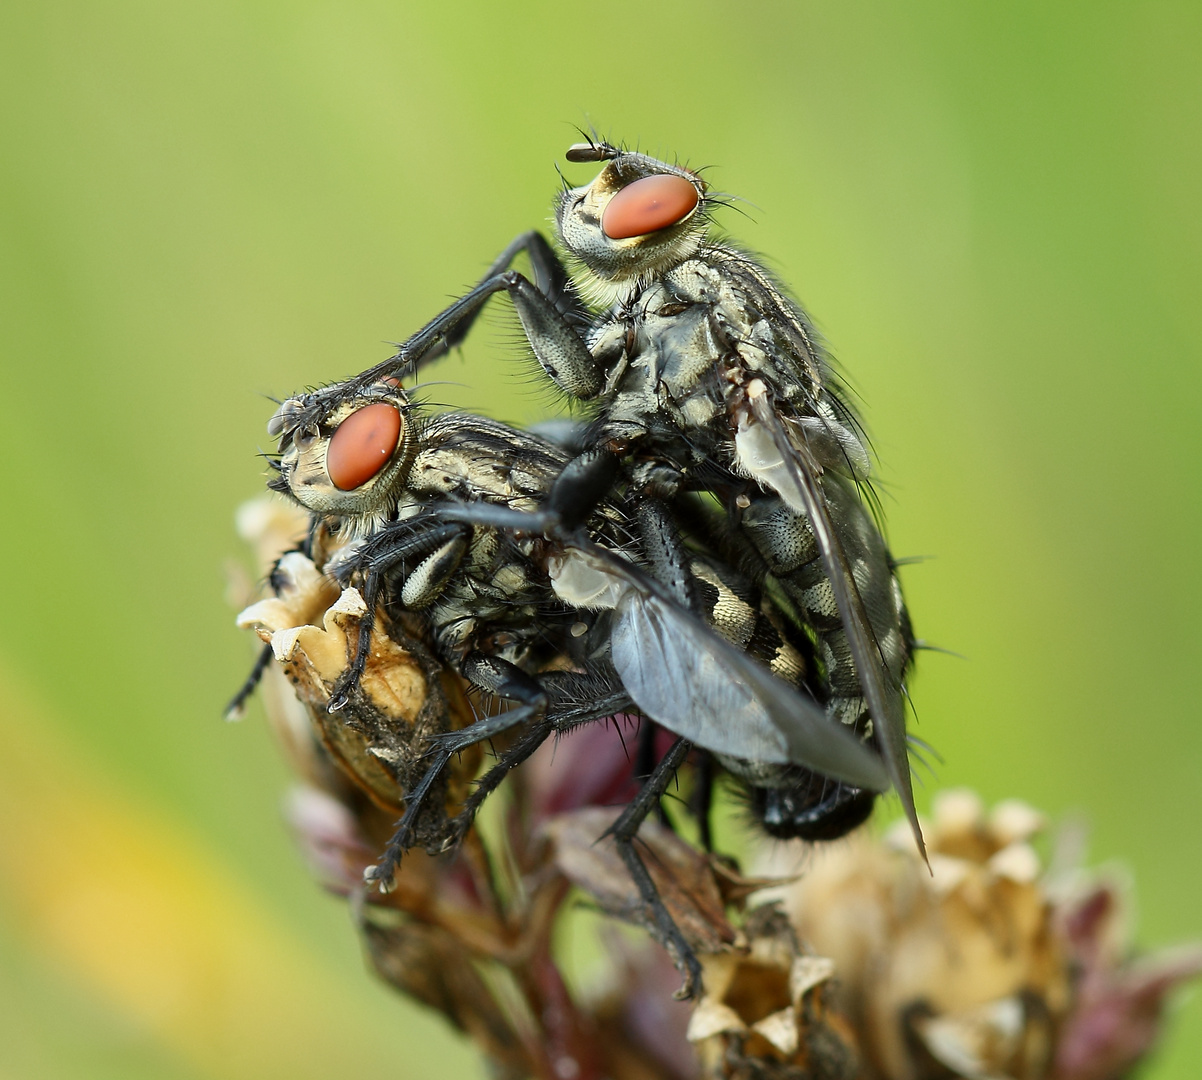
<box><xmin>269</xmin><ymin>383</ymin><xmax>413</xmax><ymax>529</ymax></box>
<box><xmin>555</xmin><ymin>142</ymin><xmax>709</xmax><ymax>297</ymax></box>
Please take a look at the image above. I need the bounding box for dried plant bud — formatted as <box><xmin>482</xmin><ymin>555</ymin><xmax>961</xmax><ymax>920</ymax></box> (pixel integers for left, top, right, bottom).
<box><xmin>362</xmin><ymin>912</ymin><xmax>530</xmax><ymax>1078</ymax></box>
<box><xmin>686</xmin><ymin>906</ymin><xmax>860</xmax><ymax>1080</ymax></box>
<box><xmin>236</xmin><ymin>540</ymin><xmax>479</xmax><ymax>847</ymax></box>
<box><xmin>232</xmin><ymin>498</ymin><xmax>1199</xmax><ymax>1080</ymax></box>
<box><xmin>774</xmin><ymin>790</ymin><xmax>1201</xmax><ymax>1080</ymax></box>
<box><xmin>1050</xmin><ymin>881</ymin><xmax>1202</xmax><ymax>1080</ymax></box>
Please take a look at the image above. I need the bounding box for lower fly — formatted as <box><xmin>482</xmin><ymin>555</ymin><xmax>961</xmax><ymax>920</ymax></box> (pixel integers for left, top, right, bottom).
<box><xmin>250</xmin><ymin>378</ymin><xmax>896</xmax><ymax>995</ymax></box>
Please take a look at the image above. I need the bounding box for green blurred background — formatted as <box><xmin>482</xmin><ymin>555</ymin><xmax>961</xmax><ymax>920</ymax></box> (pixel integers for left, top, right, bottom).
<box><xmin>2</xmin><ymin>1</ymin><xmax>1199</xmax><ymax>1076</ymax></box>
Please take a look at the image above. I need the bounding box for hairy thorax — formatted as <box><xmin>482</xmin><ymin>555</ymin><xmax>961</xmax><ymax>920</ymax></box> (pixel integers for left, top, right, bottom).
<box><xmin>588</xmin><ymin>250</ymin><xmax>825</xmax><ymax>470</ymax></box>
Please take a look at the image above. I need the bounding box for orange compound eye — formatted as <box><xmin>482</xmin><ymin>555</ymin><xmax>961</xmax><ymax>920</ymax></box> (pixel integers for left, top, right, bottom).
<box><xmin>327</xmin><ymin>403</ymin><xmax>402</xmax><ymax>491</ymax></box>
<box><xmin>601</xmin><ymin>174</ymin><xmax>699</xmax><ymax>240</ymax></box>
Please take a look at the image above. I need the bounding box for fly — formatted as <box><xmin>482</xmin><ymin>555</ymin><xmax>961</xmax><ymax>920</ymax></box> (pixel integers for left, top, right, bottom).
<box><xmin>267</xmin><ymin>380</ymin><xmax>883</xmax><ymax>793</ymax></box>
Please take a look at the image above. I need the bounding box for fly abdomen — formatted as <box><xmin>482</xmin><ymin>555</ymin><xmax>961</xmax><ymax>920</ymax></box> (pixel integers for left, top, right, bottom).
<box><xmin>739</xmin><ymin>476</ymin><xmax>910</xmax><ymax>736</ymax></box>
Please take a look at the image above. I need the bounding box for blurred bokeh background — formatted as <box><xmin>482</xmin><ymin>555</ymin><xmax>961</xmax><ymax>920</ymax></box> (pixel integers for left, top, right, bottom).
<box><xmin>2</xmin><ymin>1</ymin><xmax>1199</xmax><ymax>1076</ymax></box>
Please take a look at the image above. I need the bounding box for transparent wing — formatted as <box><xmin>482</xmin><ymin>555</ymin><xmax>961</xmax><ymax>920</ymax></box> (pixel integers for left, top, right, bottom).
<box><xmin>428</xmin><ymin>500</ymin><xmax>890</xmax><ymax>793</ymax></box>
<box><xmin>559</xmin><ymin>544</ymin><xmax>889</xmax><ymax>791</ymax></box>
<box><xmin>738</xmin><ymin>392</ymin><xmax>925</xmax><ymax>859</ymax></box>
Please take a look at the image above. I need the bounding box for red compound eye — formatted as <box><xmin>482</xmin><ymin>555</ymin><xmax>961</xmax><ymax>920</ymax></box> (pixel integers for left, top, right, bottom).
<box><xmin>327</xmin><ymin>403</ymin><xmax>402</xmax><ymax>490</ymax></box>
<box><xmin>601</xmin><ymin>174</ymin><xmax>699</xmax><ymax>240</ymax></box>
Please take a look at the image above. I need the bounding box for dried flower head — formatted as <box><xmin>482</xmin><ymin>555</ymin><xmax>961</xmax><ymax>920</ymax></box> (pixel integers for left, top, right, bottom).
<box><xmin>687</xmin><ymin>905</ymin><xmax>860</xmax><ymax>1079</ymax></box>
<box><xmin>778</xmin><ymin>789</ymin><xmax>1202</xmax><ymax>1080</ymax></box>
<box><xmin>231</xmin><ymin>498</ymin><xmax>1200</xmax><ymax>1080</ymax></box>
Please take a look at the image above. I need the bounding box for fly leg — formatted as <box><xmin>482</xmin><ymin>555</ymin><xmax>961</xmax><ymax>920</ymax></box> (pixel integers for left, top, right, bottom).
<box><xmin>327</xmin><ymin>519</ymin><xmax>471</xmax><ymax>712</ymax></box>
<box><xmin>366</xmin><ymin>653</ymin><xmax>549</xmax><ymax>888</ymax></box>
<box><xmin>632</xmin><ymin>719</ymin><xmax>671</xmax><ymax>828</ymax></box>
<box><xmin>426</xmin><ymin>449</ymin><xmax>623</xmax><ymax>541</ymax></box>
<box><xmin>351</xmin><ymin>239</ymin><xmax>599</xmax><ymax>398</ymax></box>
<box><xmin>602</xmin><ymin>736</ymin><xmax>705</xmax><ymax>999</ymax></box>
<box><xmin>329</xmin><ymin>569</ymin><xmax>384</xmax><ymax>713</ymax></box>
<box><xmin>445</xmin><ymin>669</ymin><xmax>634</xmax><ymax>846</ymax></box>
<box><xmin>413</xmin><ymin>231</ymin><xmax>587</xmax><ymax>361</ymax></box>
<box><xmin>472</xmin><ymin>231</ymin><xmax>587</xmax><ymax>330</ymax></box>
<box><xmin>223</xmin><ymin>642</ymin><xmax>274</xmax><ymax>720</ymax></box>
<box><xmin>441</xmin><ymin>716</ymin><xmax>555</xmax><ymax>852</ymax></box>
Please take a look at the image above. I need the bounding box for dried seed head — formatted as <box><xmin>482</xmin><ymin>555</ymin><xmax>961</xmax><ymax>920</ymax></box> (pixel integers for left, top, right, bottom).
<box><xmin>688</xmin><ymin>906</ymin><xmax>860</xmax><ymax>1080</ymax></box>
<box><xmin>232</xmin><ymin>495</ymin><xmax>479</xmax><ymax>836</ymax></box>
<box><xmin>775</xmin><ymin>790</ymin><xmax>1202</xmax><ymax>1080</ymax></box>
<box><xmin>232</xmin><ymin>498</ymin><xmax>1200</xmax><ymax>1080</ymax></box>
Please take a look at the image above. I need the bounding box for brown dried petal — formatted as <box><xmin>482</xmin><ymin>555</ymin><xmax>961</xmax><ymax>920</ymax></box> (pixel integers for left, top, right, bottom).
<box><xmin>777</xmin><ymin>795</ymin><xmax>1202</xmax><ymax>1080</ymax></box>
<box><xmin>787</xmin><ymin>815</ymin><xmax>1072</xmax><ymax>1080</ymax></box>
<box><xmin>689</xmin><ymin>907</ymin><xmax>858</xmax><ymax>1080</ymax></box>
<box><xmin>710</xmin><ymin>859</ymin><xmax>796</xmax><ymax>909</ymax></box>
<box><xmin>362</xmin><ymin>913</ymin><xmax>531</xmax><ymax>1080</ymax></box>
<box><xmin>910</xmin><ymin>994</ymin><xmax>1056</xmax><ymax>1080</ymax></box>
<box><xmin>240</xmin><ymin>573</ymin><xmax>479</xmax><ymax>826</ymax></box>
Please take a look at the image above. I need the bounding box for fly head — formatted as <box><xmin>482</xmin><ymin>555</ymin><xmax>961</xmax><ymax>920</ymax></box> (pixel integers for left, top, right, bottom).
<box><xmin>270</xmin><ymin>383</ymin><xmax>416</xmax><ymax>528</ymax></box>
<box><xmin>556</xmin><ymin>145</ymin><xmax>709</xmax><ymax>296</ymax></box>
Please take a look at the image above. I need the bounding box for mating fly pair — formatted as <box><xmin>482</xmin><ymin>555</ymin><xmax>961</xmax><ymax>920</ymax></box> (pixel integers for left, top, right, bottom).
<box><xmin>343</xmin><ymin>137</ymin><xmax>922</xmax><ymax>844</ymax></box>
<box><xmin>235</xmin><ymin>136</ymin><xmax>923</xmax><ymax>995</ymax></box>
<box><xmin>256</xmin><ymin>377</ymin><xmax>894</xmax><ymax>993</ymax></box>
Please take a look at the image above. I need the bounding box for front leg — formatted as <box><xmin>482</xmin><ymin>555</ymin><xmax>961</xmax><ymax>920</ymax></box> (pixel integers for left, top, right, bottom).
<box><xmin>473</xmin><ymin>230</ymin><xmax>587</xmax><ymax>331</ymax></box>
<box><xmin>443</xmin><ymin>666</ymin><xmax>635</xmax><ymax>848</ymax></box>
<box><xmin>428</xmin><ymin>231</ymin><xmax>589</xmax><ymax>357</ymax></box>
<box><xmin>328</xmin><ymin>519</ymin><xmax>471</xmax><ymax>711</ymax></box>
<box><xmin>353</xmin><ymin>269</ymin><xmax>602</xmax><ymax>400</ymax></box>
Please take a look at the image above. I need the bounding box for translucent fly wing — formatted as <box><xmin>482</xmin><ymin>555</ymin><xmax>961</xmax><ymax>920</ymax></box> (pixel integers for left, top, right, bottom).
<box><xmin>559</xmin><ymin>544</ymin><xmax>889</xmax><ymax>792</ymax></box>
<box><xmin>738</xmin><ymin>392</ymin><xmax>925</xmax><ymax>860</ymax></box>
<box><xmin>609</xmin><ymin>588</ymin><xmax>788</xmax><ymax>765</ymax></box>
<box><xmin>427</xmin><ymin>501</ymin><xmax>891</xmax><ymax>794</ymax></box>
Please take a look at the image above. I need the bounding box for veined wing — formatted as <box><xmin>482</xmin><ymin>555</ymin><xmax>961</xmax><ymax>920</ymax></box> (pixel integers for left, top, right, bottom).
<box><xmin>551</xmin><ymin>542</ymin><xmax>890</xmax><ymax>792</ymax></box>
<box><xmin>735</xmin><ymin>390</ymin><xmax>925</xmax><ymax>860</ymax></box>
